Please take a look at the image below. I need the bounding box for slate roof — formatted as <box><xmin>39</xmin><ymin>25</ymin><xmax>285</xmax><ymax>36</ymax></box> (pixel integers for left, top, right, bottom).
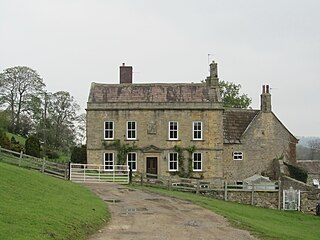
<box><xmin>88</xmin><ymin>83</ymin><xmax>221</xmax><ymax>103</ymax></box>
<box><xmin>223</xmin><ymin>109</ymin><xmax>259</xmax><ymax>143</ymax></box>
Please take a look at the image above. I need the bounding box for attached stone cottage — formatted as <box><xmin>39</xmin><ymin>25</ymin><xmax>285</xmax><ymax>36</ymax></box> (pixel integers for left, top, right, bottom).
<box><xmin>86</xmin><ymin>61</ymin><xmax>298</xmax><ymax>180</ymax></box>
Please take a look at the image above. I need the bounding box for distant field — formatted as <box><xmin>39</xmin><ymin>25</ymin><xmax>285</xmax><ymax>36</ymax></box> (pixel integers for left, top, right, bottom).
<box><xmin>0</xmin><ymin>162</ymin><xmax>109</xmax><ymax>240</ymax></box>
<box><xmin>137</xmin><ymin>186</ymin><xmax>320</xmax><ymax>240</ymax></box>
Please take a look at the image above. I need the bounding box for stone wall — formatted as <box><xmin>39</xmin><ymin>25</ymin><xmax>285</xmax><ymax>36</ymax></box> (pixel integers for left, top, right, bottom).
<box><xmin>223</xmin><ymin>112</ymin><xmax>297</xmax><ymax>180</ymax></box>
<box><xmin>87</xmin><ymin>108</ymin><xmax>224</xmax><ymax>178</ymax></box>
<box><xmin>204</xmin><ymin>190</ymin><xmax>279</xmax><ymax>209</ymax></box>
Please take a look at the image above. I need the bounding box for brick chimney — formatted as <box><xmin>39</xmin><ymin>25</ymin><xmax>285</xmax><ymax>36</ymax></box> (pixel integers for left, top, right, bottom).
<box><xmin>260</xmin><ymin>85</ymin><xmax>272</xmax><ymax>112</ymax></box>
<box><xmin>119</xmin><ymin>63</ymin><xmax>132</xmax><ymax>84</ymax></box>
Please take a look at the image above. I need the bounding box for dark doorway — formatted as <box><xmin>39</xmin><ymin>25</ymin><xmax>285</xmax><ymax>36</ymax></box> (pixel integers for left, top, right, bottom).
<box><xmin>146</xmin><ymin>157</ymin><xmax>158</xmax><ymax>178</ymax></box>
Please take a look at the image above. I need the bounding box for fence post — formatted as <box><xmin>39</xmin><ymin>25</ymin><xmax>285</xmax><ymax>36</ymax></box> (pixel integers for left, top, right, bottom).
<box><xmin>251</xmin><ymin>184</ymin><xmax>255</xmax><ymax>205</ymax></box>
<box><xmin>278</xmin><ymin>180</ymin><xmax>281</xmax><ymax>210</ymax></box>
<box><xmin>19</xmin><ymin>151</ymin><xmax>23</xmax><ymax>166</ymax></box>
<box><xmin>41</xmin><ymin>158</ymin><xmax>45</xmax><ymax>173</ymax></box>
<box><xmin>224</xmin><ymin>180</ymin><xmax>228</xmax><ymax>201</ymax></box>
<box><xmin>140</xmin><ymin>173</ymin><xmax>143</xmax><ymax>186</ymax></box>
<box><xmin>64</xmin><ymin>162</ymin><xmax>68</xmax><ymax>180</ymax></box>
<box><xmin>129</xmin><ymin>166</ymin><xmax>132</xmax><ymax>184</ymax></box>
<box><xmin>196</xmin><ymin>179</ymin><xmax>200</xmax><ymax>194</ymax></box>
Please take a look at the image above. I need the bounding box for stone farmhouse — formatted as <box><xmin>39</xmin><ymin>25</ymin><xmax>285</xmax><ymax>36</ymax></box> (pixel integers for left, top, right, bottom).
<box><xmin>86</xmin><ymin>61</ymin><xmax>298</xmax><ymax>180</ymax></box>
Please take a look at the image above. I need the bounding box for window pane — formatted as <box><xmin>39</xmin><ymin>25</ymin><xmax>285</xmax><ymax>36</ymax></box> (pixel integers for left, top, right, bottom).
<box><xmin>127</xmin><ymin>121</ymin><xmax>137</xmax><ymax>139</ymax></box>
<box><xmin>169</xmin><ymin>121</ymin><xmax>178</xmax><ymax>140</ymax></box>
<box><xmin>127</xmin><ymin>152</ymin><xmax>137</xmax><ymax>171</ymax></box>
<box><xmin>168</xmin><ymin>152</ymin><xmax>178</xmax><ymax>171</ymax></box>
<box><xmin>104</xmin><ymin>153</ymin><xmax>114</xmax><ymax>170</ymax></box>
<box><xmin>104</xmin><ymin>121</ymin><xmax>114</xmax><ymax>139</ymax></box>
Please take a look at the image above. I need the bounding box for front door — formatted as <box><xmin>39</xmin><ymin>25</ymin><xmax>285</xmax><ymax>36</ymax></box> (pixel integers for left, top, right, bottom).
<box><xmin>146</xmin><ymin>157</ymin><xmax>158</xmax><ymax>178</ymax></box>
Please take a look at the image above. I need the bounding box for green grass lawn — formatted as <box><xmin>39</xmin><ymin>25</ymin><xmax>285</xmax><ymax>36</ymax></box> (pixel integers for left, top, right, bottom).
<box><xmin>0</xmin><ymin>162</ymin><xmax>109</xmax><ymax>240</ymax></box>
<box><xmin>136</xmin><ymin>186</ymin><xmax>320</xmax><ymax>240</ymax></box>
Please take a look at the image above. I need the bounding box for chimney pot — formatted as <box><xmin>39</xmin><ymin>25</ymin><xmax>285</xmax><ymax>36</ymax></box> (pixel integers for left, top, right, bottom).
<box><xmin>262</xmin><ymin>85</ymin><xmax>266</xmax><ymax>94</ymax></box>
<box><xmin>266</xmin><ymin>85</ymin><xmax>270</xmax><ymax>93</ymax></box>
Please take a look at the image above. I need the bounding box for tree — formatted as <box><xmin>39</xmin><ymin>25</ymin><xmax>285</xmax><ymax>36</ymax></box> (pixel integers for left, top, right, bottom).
<box><xmin>0</xmin><ymin>129</ymin><xmax>10</xmax><ymax>149</ymax></box>
<box><xmin>219</xmin><ymin>80</ymin><xmax>252</xmax><ymax>108</ymax></box>
<box><xmin>307</xmin><ymin>139</ymin><xmax>320</xmax><ymax>160</ymax></box>
<box><xmin>71</xmin><ymin>145</ymin><xmax>87</xmax><ymax>164</ymax></box>
<box><xmin>25</xmin><ymin>135</ymin><xmax>41</xmax><ymax>158</ymax></box>
<box><xmin>47</xmin><ymin>91</ymin><xmax>80</xmax><ymax>150</ymax></box>
<box><xmin>0</xmin><ymin>66</ymin><xmax>45</xmax><ymax>134</ymax></box>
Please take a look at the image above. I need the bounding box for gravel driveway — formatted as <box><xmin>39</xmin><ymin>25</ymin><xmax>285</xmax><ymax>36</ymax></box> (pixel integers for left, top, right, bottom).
<box><xmin>85</xmin><ymin>183</ymin><xmax>257</xmax><ymax>240</ymax></box>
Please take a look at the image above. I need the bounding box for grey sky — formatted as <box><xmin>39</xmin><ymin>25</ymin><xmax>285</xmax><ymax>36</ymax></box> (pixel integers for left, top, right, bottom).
<box><xmin>1</xmin><ymin>0</ymin><xmax>319</xmax><ymax>137</ymax></box>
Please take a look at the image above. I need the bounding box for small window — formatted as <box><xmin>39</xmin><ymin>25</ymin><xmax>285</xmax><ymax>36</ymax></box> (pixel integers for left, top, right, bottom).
<box><xmin>104</xmin><ymin>152</ymin><xmax>114</xmax><ymax>171</ymax></box>
<box><xmin>127</xmin><ymin>121</ymin><xmax>137</xmax><ymax>140</ymax></box>
<box><xmin>192</xmin><ymin>152</ymin><xmax>202</xmax><ymax>171</ymax></box>
<box><xmin>193</xmin><ymin>121</ymin><xmax>202</xmax><ymax>140</ymax></box>
<box><xmin>233</xmin><ymin>152</ymin><xmax>243</xmax><ymax>161</ymax></box>
<box><xmin>168</xmin><ymin>152</ymin><xmax>178</xmax><ymax>171</ymax></box>
<box><xmin>168</xmin><ymin>121</ymin><xmax>178</xmax><ymax>140</ymax></box>
<box><xmin>104</xmin><ymin>121</ymin><xmax>114</xmax><ymax>140</ymax></box>
<box><xmin>127</xmin><ymin>152</ymin><xmax>137</xmax><ymax>171</ymax></box>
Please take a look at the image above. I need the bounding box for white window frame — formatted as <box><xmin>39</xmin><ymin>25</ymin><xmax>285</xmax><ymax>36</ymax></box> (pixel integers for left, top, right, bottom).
<box><xmin>192</xmin><ymin>152</ymin><xmax>202</xmax><ymax>171</ymax></box>
<box><xmin>127</xmin><ymin>121</ymin><xmax>137</xmax><ymax>140</ymax></box>
<box><xmin>168</xmin><ymin>121</ymin><xmax>178</xmax><ymax>140</ymax></box>
<box><xmin>104</xmin><ymin>121</ymin><xmax>114</xmax><ymax>140</ymax></box>
<box><xmin>233</xmin><ymin>151</ymin><xmax>243</xmax><ymax>161</ymax></box>
<box><xmin>168</xmin><ymin>152</ymin><xmax>178</xmax><ymax>172</ymax></box>
<box><xmin>193</xmin><ymin>121</ymin><xmax>203</xmax><ymax>140</ymax></box>
<box><xmin>104</xmin><ymin>152</ymin><xmax>114</xmax><ymax>171</ymax></box>
<box><xmin>127</xmin><ymin>152</ymin><xmax>137</xmax><ymax>171</ymax></box>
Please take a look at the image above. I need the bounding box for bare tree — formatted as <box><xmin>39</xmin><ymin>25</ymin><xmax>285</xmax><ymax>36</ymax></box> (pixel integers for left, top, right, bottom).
<box><xmin>307</xmin><ymin>139</ymin><xmax>320</xmax><ymax>160</ymax></box>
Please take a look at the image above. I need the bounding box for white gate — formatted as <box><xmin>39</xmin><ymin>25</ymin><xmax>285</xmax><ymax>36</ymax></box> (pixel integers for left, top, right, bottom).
<box><xmin>283</xmin><ymin>187</ymin><xmax>300</xmax><ymax>210</ymax></box>
<box><xmin>70</xmin><ymin>163</ymin><xmax>129</xmax><ymax>184</ymax></box>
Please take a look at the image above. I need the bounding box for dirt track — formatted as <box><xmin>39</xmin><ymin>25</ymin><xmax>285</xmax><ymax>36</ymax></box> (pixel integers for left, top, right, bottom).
<box><xmin>85</xmin><ymin>183</ymin><xmax>257</xmax><ymax>240</ymax></box>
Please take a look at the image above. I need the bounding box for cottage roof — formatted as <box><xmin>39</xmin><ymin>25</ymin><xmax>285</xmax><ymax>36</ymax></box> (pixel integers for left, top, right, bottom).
<box><xmin>223</xmin><ymin>109</ymin><xmax>259</xmax><ymax>143</ymax></box>
<box><xmin>88</xmin><ymin>82</ymin><xmax>221</xmax><ymax>103</ymax></box>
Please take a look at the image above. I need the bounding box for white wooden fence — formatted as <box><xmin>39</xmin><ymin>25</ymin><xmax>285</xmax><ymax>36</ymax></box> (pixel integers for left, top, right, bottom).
<box><xmin>70</xmin><ymin>163</ymin><xmax>129</xmax><ymax>184</ymax></box>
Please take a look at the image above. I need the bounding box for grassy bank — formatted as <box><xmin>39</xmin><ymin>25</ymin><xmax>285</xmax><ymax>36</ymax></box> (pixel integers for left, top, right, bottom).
<box><xmin>137</xmin><ymin>186</ymin><xmax>320</xmax><ymax>240</ymax></box>
<box><xmin>0</xmin><ymin>162</ymin><xmax>109</xmax><ymax>240</ymax></box>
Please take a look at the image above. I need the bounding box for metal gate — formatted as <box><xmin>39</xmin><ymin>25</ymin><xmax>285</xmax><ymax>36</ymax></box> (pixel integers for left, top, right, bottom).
<box><xmin>70</xmin><ymin>163</ymin><xmax>129</xmax><ymax>184</ymax></box>
<box><xmin>283</xmin><ymin>187</ymin><xmax>300</xmax><ymax>210</ymax></box>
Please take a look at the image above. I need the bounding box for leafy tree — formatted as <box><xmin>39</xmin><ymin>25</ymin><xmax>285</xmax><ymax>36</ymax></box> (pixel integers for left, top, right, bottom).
<box><xmin>25</xmin><ymin>135</ymin><xmax>41</xmax><ymax>158</ymax></box>
<box><xmin>0</xmin><ymin>111</ymin><xmax>10</xmax><ymax>131</ymax></box>
<box><xmin>0</xmin><ymin>66</ymin><xmax>45</xmax><ymax>134</ymax></box>
<box><xmin>219</xmin><ymin>80</ymin><xmax>252</xmax><ymax>108</ymax></box>
<box><xmin>0</xmin><ymin>129</ymin><xmax>10</xmax><ymax>149</ymax></box>
<box><xmin>71</xmin><ymin>145</ymin><xmax>87</xmax><ymax>164</ymax></box>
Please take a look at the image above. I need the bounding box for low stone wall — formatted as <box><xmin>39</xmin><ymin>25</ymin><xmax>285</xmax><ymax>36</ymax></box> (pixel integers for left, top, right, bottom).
<box><xmin>203</xmin><ymin>190</ymin><xmax>279</xmax><ymax>209</ymax></box>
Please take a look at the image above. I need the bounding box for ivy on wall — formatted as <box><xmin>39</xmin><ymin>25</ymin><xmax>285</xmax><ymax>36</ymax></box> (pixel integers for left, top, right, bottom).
<box><xmin>102</xmin><ymin>139</ymin><xmax>136</xmax><ymax>165</ymax></box>
<box><xmin>173</xmin><ymin>145</ymin><xmax>196</xmax><ymax>178</ymax></box>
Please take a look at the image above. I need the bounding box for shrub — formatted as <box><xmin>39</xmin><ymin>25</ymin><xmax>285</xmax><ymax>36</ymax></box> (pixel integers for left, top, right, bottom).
<box><xmin>25</xmin><ymin>135</ymin><xmax>41</xmax><ymax>158</ymax></box>
<box><xmin>284</xmin><ymin>162</ymin><xmax>308</xmax><ymax>183</ymax></box>
<box><xmin>0</xmin><ymin>129</ymin><xmax>10</xmax><ymax>149</ymax></box>
<box><xmin>45</xmin><ymin>149</ymin><xmax>60</xmax><ymax>159</ymax></box>
<box><xmin>71</xmin><ymin>145</ymin><xmax>87</xmax><ymax>164</ymax></box>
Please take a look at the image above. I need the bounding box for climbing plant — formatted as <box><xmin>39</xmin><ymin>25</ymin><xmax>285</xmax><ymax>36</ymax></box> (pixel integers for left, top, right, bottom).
<box><xmin>186</xmin><ymin>145</ymin><xmax>196</xmax><ymax>177</ymax></box>
<box><xmin>102</xmin><ymin>139</ymin><xmax>136</xmax><ymax>165</ymax></box>
<box><xmin>173</xmin><ymin>145</ymin><xmax>197</xmax><ymax>178</ymax></box>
